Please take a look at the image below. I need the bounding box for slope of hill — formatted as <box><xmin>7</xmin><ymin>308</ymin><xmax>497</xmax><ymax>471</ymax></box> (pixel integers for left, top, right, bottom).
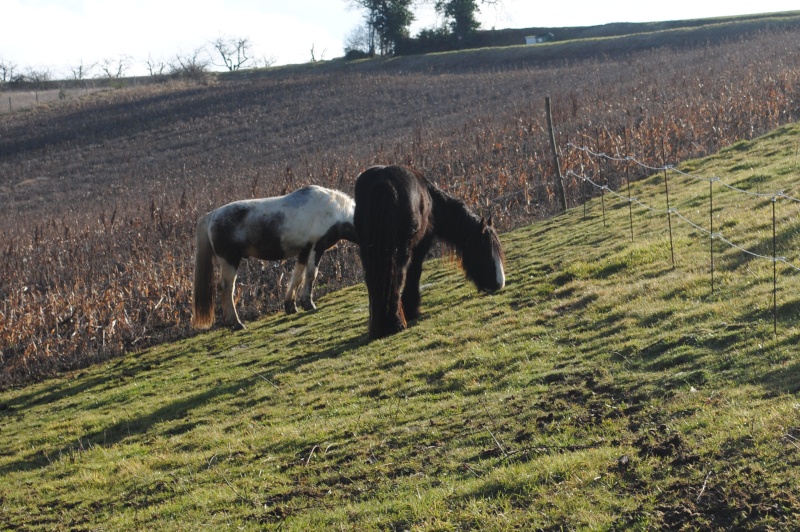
<box><xmin>396</xmin><ymin>9</ymin><xmax>800</xmax><ymax>56</ymax></box>
<box><xmin>1</xmin><ymin>122</ymin><xmax>798</xmax><ymax>529</ymax></box>
<box><xmin>2</xmin><ymin>12</ymin><xmax>800</xmax><ymax>386</ymax></box>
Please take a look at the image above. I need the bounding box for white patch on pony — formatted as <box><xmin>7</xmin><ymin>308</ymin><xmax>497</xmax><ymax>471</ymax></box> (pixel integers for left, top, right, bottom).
<box><xmin>277</xmin><ymin>186</ymin><xmax>354</xmax><ymax>250</ymax></box>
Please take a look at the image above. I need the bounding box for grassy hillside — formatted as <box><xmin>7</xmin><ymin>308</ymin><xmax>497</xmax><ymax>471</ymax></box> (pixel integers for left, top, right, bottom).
<box><xmin>3</xmin><ymin>17</ymin><xmax>800</xmax><ymax>386</ymax></box>
<box><xmin>1</xmin><ymin>122</ymin><xmax>798</xmax><ymax>530</ymax></box>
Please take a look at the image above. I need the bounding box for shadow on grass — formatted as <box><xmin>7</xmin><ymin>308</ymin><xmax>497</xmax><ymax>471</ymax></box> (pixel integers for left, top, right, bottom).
<box><xmin>1</xmin><ymin>330</ymin><xmax>370</xmax><ymax>476</ymax></box>
<box><xmin>759</xmin><ymin>360</ymin><xmax>800</xmax><ymax>395</ymax></box>
<box><xmin>268</xmin><ymin>330</ymin><xmax>369</xmax><ymax>376</ymax></box>
<box><xmin>3</xmin><ymin>346</ymin><xmax>194</xmax><ymax>415</ymax></box>
<box><xmin>0</xmin><ymin>378</ymin><xmax>259</xmax><ymax>476</ymax></box>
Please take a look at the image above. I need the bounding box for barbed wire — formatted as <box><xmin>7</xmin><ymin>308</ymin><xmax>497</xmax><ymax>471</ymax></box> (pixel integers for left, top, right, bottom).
<box><xmin>567</xmin><ymin>142</ymin><xmax>800</xmax><ymax>203</ymax></box>
<box><xmin>565</xmin><ymin>168</ymin><xmax>800</xmax><ymax>273</ymax></box>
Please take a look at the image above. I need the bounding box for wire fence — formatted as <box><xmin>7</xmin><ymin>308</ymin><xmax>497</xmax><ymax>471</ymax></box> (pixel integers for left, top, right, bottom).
<box><xmin>565</xmin><ymin>142</ymin><xmax>800</xmax><ymax>335</ymax></box>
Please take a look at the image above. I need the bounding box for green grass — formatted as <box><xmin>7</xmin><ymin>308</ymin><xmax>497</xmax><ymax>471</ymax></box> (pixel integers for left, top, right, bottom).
<box><xmin>2</xmin><ymin>125</ymin><xmax>800</xmax><ymax>530</ymax></box>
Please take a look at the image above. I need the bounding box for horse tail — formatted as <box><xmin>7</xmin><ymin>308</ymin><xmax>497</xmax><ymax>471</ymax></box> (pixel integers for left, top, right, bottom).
<box><xmin>355</xmin><ymin>170</ymin><xmax>406</xmax><ymax>338</ymax></box>
<box><xmin>191</xmin><ymin>214</ymin><xmax>215</xmax><ymax>329</ymax></box>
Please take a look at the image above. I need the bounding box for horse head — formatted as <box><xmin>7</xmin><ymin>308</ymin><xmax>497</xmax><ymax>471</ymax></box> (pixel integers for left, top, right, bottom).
<box><xmin>464</xmin><ymin>215</ymin><xmax>505</xmax><ymax>293</ymax></box>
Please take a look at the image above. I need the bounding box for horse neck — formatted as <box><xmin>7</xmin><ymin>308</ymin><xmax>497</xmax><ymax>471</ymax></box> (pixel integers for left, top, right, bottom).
<box><xmin>427</xmin><ymin>183</ymin><xmax>481</xmax><ymax>249</ymax></box>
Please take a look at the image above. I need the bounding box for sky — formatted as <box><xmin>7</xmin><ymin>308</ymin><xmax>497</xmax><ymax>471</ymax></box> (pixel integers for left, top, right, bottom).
<box><xmin>2</xmin><ymin>0</ymin><xmax>799</xmax><ymax>77</ymax></box>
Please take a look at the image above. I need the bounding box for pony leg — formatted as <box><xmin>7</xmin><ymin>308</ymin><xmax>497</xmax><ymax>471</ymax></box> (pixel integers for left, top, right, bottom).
<box><xmin>401</xmin><ymin>235</ymin><xmax>433</xmax><ymax>322</ymax></box>
<box><xmin>298</xmin><ymin>248</ymin><xmax>322</xmax><ymax>311</ymax></box>
<box><xmin>368</xmin><ymin>246</ymin><xmax>410</xmax><ymax>339</ymax></box>
<box><xmin>401</xmin><ymin>254</ymin><xmax>423</xmax><ymax>322</ymax></box>
<box><xmin>219</xmin><ymin>260</ymin><xmax>245</xmax><ymax>330</ymax></box>
<box><xmin>284</xmin><ymin>259</ymin><xmax>307</xmax><ymax>314</ymax></box>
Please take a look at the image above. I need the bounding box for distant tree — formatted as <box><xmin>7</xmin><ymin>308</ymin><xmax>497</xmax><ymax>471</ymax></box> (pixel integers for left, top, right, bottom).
<box><xmin>433</xmin><ymin>0</ymin><xmax>502</xmax><ymax>37</ymax></box>
<box><xmin>98</xmin><ymin>56</ymin><xmax>132</xmax><ymax>79</ymax></box>
<box><xmin>68</xmin><ymin>60</ymin><xmax>95</xmax><ymax>80</ymax></box>
<box><xmin>170</xmin><ymin>47</ymin><xmax>211</xmax><ymax>80</ymax></box>
<box><xmin>344</xmin><ymin>23</ymin><xmax>375</xmax><ymax>57</ymax></box>
<box><xmin>21</xmin><ymin>67</ymin><xmax>53</xmax><ymax>83</ymax></box>
<box><xmin>435</xmin><ymin>0</ymin><xmax>480</xmax><ymax>36</ymax></box>
<box><xmin>0</xmin><ymin>58</ymin><xmax>18</xmax><ymax>82</ymax></box>
<box><xmin>347</xmin><ymin>0</ymin><xmax>414</xmax><ymax>55</ymax></box>
<box><xmin>376</xmin><ymin>0</ymin><xmax>415</xmax><ymax>54</ymax></box>
<box><xmin>309</xmin><ymin>44</ymin><xmax>327</xmax><ymax>62</ymax></box>
<box><xmin>252</xmin><ymin>55</ymin><xmax>277</xmax><ymax>69</ymax></box>
<box><xmin>146</xmin><ymin>55</ymin><xmax>169</xmax><ymax>77</ymax></box>
<box><xmin>212</xmin><ymin>37</ymin><xmax>252</xmax><ymax>71</ymax></box>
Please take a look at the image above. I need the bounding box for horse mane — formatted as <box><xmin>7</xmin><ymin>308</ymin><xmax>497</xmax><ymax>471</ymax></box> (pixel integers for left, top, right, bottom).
<box><xmin>418</xmin><ymin>171</ymin><xmax>505</xmax><ymax>282</ymax></box>
<box><xmin>419</xmin><ymin>174</ymin><xmax>482</xmax><ymax>247</ymax></box>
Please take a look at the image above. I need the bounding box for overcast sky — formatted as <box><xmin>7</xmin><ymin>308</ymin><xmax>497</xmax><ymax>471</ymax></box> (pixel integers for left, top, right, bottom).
<box><xmin>2</xmin><ymin>0</ymin><xmax>799</xmax><ymax>77</ymax></box>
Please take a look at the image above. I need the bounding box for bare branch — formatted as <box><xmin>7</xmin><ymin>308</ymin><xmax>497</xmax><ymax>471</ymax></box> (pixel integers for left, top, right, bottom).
<box><xmin>68</xmin><ymin>61</ymin><xmax>95</xmax><ymax>81</ymax></box>
<box><xmin>0</xmin><ymin>58</ymin><xmax>18</xmax><ymax>82</ymax></box>
<box><xmin>212</xmin><ymin>37</ymin><xmax>252</xmax><ymax>71</ymax></box>
<box><xmin>98</xmin><ymin>56</ymin><xmax>132</xmax><ymax>79</ymax></box>
<box><xmin>146</xmin><ymin>55</ymin><xmax>168</xmax><ymax>77</ymax></box>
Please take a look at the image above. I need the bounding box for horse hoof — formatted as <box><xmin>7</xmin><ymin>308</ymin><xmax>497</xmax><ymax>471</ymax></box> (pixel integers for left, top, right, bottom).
<box><xmin>230</xmin><ymin>322</ymin><xmax>246</xmax><ymax>331</ymax></box>
<box><xmin>300</xmin><ymin>300</ymin><xmax>317</xmax><ymax>311</ymax></box>
<box><xmin>284</xmin><ymin>302</ymin><xmax>298</xmax><ymax>315</ymax></box>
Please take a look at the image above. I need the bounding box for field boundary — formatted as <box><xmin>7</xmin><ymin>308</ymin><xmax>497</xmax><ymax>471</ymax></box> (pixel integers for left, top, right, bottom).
<box><xmin>565</xmin><ymin>140</ymin><xmax>800</xmax><ymax>334</ymax></box>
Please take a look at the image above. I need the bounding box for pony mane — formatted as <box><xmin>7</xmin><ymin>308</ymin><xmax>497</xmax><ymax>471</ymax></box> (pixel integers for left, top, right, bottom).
<box><xmin>419</xmin><ymin>173</ymin><xmax>505</xmax><ymax>285</ymax></box>
<box><xmin>421</xmin><ymin>176</ymin><xmax>483</xmax><ymax>248</ymax></box>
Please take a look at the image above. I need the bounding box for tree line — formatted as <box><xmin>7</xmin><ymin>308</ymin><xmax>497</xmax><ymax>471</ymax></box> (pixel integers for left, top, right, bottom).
<box><xmin>0</xmin><ymin>1</ymin><xmax>500</xmax><ymax>83</ymax></box>
<box><xmin>345</xmin><ymin>0</ymin><xmax>500</xmax><ymax>57</ymax></box>
<box><xmin>0</xmin><ymin>36</ymin><xmax>277</xmax><ymax>85</ymax></box>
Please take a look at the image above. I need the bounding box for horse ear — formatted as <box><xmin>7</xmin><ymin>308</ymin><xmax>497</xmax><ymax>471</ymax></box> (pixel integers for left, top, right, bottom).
<box><xmin>487</xmin><ymin>215</ymin><xmax>493</xmax><ymax>227</ymax></box>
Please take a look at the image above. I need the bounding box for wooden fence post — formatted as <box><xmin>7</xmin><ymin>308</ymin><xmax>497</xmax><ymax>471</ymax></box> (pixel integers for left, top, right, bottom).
<box><xmin>772</xmin><ymin>197</ymin><xmax>778</xmax><ymax>337</ymax></box>
<box><xmin>710</xmin><ymin>179</ymin><xmax>715</xmax><ymax>294</ymax></box>
<box><xmin>625</xmin><ymin>128</ymin><xmax>634</xmax><ymax>242</ymax></box>
<box><xmin>662</xmin><ymin>140</ymin><xmax>675</xmax><ymax>268</ymax></box>
<box><xmin>546</xmin><ymin>96</ymin><xmax>568</xmax><ymax>212</ymax></box>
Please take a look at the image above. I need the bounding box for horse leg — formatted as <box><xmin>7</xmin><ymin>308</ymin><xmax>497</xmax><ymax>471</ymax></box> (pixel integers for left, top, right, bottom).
<box><xmin>298</xmin><ymin>248</ymin><xmax>323</xmax><ymax>311</ymax></box>
<box><xmin>370</xmin><ymin>245</ymin><xmax>410</xmax><ymax>339</ymax></box>
<box><xmin>219</xmin><ymin>260</ymin><xmax>245</xmax><ymax>330</ymax></box>
<box><xmin>283</xmin><ymin>261</ymin><xmax>305</xmax><ymax>314</ymax></box>
<box><xmin>401</xmin><ymin>235</ymin><xmax>433</xmax><ymax>322</ymax></box>
<box><xmin>284</xmin><ymin>246</ymin><xmax>311</xmax><ymax>314</ymax></box>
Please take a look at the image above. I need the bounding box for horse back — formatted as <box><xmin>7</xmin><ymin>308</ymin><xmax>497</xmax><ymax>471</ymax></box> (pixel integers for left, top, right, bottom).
<box><xmin>355</xmin><ymin>166</ymin><xmax>432</xmax><ymax>243</ymax></box>
<box><xmin>206</xmin><ymin>186</ymin><xmax>354</xmax><ymax>265</ymax></box>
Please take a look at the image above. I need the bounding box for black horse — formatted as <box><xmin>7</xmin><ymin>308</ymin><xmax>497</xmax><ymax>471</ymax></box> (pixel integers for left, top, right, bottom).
<box><xmin>354</xmin><ymin>165</ymin><xmax>505</xmax><ymax>339</ymax></box>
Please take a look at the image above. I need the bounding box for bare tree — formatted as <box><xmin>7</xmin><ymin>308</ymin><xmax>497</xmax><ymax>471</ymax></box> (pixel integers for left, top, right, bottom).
<box><xmin>344</xmin><ymin>24</ymin><xmax>374</xmax><ymax>56</ymax></box>
<box><xmin>98</xmin><ymin>56</ymin><xmax>132</xmax><ymax>79</ymax></box>
<box><xmin>170</xmin><ymin>47</ymin><xmax>211</xmax><ymax>79</ymax></box>
<box><xmin>146</xmin><ymin>54</ymin><xmax>169</xmax><ymax>77</ymax></box>
<box><xmin>212</xmin><ymin>37</ymin><xmax>252</xmax><ymax>71</ymax></box>
<box><xmin>22</xmin><ymin>67</ymin><xmax>53</xmax><ymax>83</ymax></box>
<box><xmin>309</xmin><ymin>44</ymin><xmax>327</xmax><ymax>62</ymax></box>
<box><xmin>0</xmin><ymin>58</ymin><xmax>18</xmax><ymax>82</ymax></box>
<box><xmin>68</xmin><ymin>60</ymin><xmax>95</xmax><ymax>80</ymax></box>
<box><xmin>252</xmin><ymin>55</ymin><xmax>277</xmax><ymax>69</ymax></box>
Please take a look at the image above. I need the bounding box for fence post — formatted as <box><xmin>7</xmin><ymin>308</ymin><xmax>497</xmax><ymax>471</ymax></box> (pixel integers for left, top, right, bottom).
<box><xmin>710</xmin><ymin>179</ymin><xmax>715</xmax><ymax>294</ymax></box>
<box><xmin>625</xmin><ymin>128</ymin><xmax>633</xmax><ymax>242</ymax></box>
<box><xmin>662</xmin><ymin>140</ymin><xmax>675</xmax><ymax>268</ymax></box>
<box><xmin>596</xmin><ymin>128</ymin><xmax>606</xmax><ymax>227</ymax></box>
<box><xmin>772</xmin><ymin>197</ymin><xmax>777</xmax><ymax>337</ymax></box>
<box><xmin>545</xmin><ymin>96</ymin><xmax>568</xmax><ymax>212</ymax></box>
